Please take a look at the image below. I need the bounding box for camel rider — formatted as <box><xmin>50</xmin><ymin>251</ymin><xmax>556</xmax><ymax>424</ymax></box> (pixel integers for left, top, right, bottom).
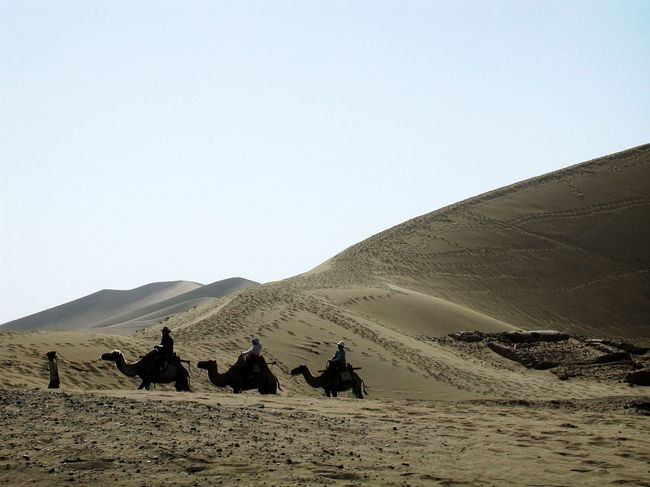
<box><xmin>327</xmin><ymin>341</ymin><xmax>346</xmax><ymax>381</ymax></box>
<box><xmin>239</xmin><ymin>337</ymin><xmax>263</xmax><ymax>377</ymax></box>
<box><xmin>155</xmin><ymin>327</ymin><xmax>174</xmax><ymax>372</ymax></box>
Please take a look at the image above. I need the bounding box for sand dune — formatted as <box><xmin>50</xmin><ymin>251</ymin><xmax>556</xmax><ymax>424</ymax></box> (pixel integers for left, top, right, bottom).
<box><xmin>0</xmin><ymin>281</ymin><xmax>200</xmax><ymax>332</ymax></box>
<box><xmin>2</xmin><ymin>145</ymin><xmax>649</xmax><ymax>485</ymax></box>
<box><xmin>312</xmin><ymin>143</ymin><xmax>650</xmax><ymax>341</ymax></box>
<box><xmin>119</xmin><ymin>144</ymin><xmax>650</xmax><ymax>401</ymax></box>
<box><xmin>1</xmin><ymin>278</ymin><xmax>258</xmax><ymax>334</ymax></box>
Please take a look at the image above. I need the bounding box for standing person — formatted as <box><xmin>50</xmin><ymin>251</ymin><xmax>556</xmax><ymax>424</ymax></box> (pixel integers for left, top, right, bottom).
<box><xmin>155</xmin><ymin>326</ymin><xmax>174</xmax><ymax>372</ymax></box>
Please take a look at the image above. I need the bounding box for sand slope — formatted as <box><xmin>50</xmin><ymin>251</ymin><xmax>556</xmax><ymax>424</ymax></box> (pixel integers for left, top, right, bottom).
<box><xmin>117</xmin><ymin>144</ymin><xmax>649</xmax><ymax>401</ymax></box>
<box><xmin>314</xmin><ymin>143</ymin><xmax>650</xmax><ymax>340</ymax></box>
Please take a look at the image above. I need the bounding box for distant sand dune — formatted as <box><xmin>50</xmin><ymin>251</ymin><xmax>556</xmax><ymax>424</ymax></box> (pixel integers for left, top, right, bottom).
<box><xmin>1</xmin><ymin>277</ymin><xmax>258</xmax><ymax>334</ymax></box>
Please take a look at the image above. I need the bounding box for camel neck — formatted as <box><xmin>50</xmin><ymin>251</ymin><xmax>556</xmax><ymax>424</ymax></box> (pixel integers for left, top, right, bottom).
<box><xmin>208</xmin><ymin>364</ymin><xmax>229</xmax><ymax>387</ymax></box>
<box><xmin>115</xmin><ymin>354</ymin><xmax>139</xmax><ymax>377</ymax></box>
<box><xmin>301</xmin><ymin>367</ymin><xmax>323</xmax><ymax>388</ymax></box>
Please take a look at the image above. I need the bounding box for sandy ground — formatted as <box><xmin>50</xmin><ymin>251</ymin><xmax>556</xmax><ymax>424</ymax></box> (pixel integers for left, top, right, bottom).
<box><xmin>2</xmin><ymin>328</ymin><xmax>648</xmax><ymax>486</ymax></box>
<box><xmin>1</xmin><ymin>389</ymin><xmax>649</xmax><ymax>487</ymax></box>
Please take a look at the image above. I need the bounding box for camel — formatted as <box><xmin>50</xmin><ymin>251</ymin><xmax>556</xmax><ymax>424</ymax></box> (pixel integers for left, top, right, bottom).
<box><xmin>196</xmin><ymin>358</ymin><xmax>280</xmax><ymax>394</ymax></box>
<box><xmin>101</xmin><ymin>350</ymin><xmax>190</xmax><ymax>392</ymax></box>
<box><xmin>290</xmin><ymin>364</ymin><xmax>367</xmax><ymax>398</ymax></box>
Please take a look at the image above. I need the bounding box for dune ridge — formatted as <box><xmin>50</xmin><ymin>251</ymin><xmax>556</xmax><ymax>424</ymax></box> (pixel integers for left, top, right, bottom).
<box><xmin>1</xmin><ymin>277</ymin><xmax>258</xmax><ymax>334</ymax></box>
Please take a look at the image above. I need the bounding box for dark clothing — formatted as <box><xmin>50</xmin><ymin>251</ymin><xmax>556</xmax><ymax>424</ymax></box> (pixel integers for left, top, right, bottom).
<box><xmin>329</xmin><ymin>347</ymin><xmax>346</xmax><ymax>366</ymax></box>
<box><xmin>159</xmin><ymin>334</ymin><xmax>174</xmax><ymax>355</ymax></box>
<box><xmin>327</xmin><ymin>347</ymin><xmax>346</xmax><ymax>384</ymax></box>
<box><xmin>155</xmin><ymin>334</ymin><xmax>174</xmax><ymax>372</ymax></box>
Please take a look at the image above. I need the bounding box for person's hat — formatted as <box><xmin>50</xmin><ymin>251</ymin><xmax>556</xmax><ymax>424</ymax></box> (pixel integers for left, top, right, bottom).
<box><xmin>337</xmin><ymin>340</ymin><xmax>345</xmax><ymax>348</ymax></box>
<box><xmin>252</xmin><ymin>337</ymin><xmax>260</xmax><ymax>344</ymax></box>
<box><xmin>162</xmin><ymin>326</ymin><xmax>171</xmax><ymax>333</ymax></box>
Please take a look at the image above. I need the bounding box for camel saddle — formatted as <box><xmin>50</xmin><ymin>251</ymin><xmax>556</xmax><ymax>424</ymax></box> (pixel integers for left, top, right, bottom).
<box><xmin>319</xmin><ymin>363</ymin><xmax>358</xmax><ymax>383</ymax></box>
<box><xmin>339</xmin><ymin>369</ymin><xmax>352</xmax><ymax>382</ymax></box>
<box><xmin>238</xmin><ymin>354</ymin><xmax>268</xmax><ymax>380</ymax></box>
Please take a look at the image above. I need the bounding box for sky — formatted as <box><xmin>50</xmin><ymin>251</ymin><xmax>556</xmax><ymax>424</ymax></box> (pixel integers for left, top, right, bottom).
<box><xmin>1</xmin><ymin>1</ymin><xmax>649</xmax><ymax>324</ymax></box>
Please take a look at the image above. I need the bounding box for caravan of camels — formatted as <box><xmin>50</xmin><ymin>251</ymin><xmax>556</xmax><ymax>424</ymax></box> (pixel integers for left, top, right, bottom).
<box><xmin>101</xmin><ymin>331</ymin><xmax>368</xmax><ymax>399</ymax></box>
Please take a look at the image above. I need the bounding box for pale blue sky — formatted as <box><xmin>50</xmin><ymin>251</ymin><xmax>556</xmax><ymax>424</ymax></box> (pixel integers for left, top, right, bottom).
<box><xmin>1</xmin><ymin>1</ymin><xmax>649</xmax><ymax>324</ymax></box>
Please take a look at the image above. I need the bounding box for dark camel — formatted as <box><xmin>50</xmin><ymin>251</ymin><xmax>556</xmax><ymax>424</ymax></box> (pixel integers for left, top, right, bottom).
<box><xmin>290</xmin><ymin>364</ymin><xmax>367</xmax><ymax>398</ymax></box>
<box><xmin>101</xmin><ymin>350</ymin><xmax>190</xmax><ymax>391</ymax></box>
<box><xmin>196</xmin><ymin>358</ymin><xmax>280</xmax><ymax>394</ymax></box>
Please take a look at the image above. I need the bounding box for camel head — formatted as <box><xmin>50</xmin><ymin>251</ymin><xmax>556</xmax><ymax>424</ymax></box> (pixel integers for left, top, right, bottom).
<box><xmin>290</xmin><ymin>364</ymin><xmax>307</xmax><ymax>376</ymax></box>
<box><xmin>101</xmin><ymin>350</ymin><xmax>123</xmax><ymax>362</ymax></box>
<box><xmin>196</xmin><ymin>360</ymin><xmax>217</xmax><ymax>371</ymax></box>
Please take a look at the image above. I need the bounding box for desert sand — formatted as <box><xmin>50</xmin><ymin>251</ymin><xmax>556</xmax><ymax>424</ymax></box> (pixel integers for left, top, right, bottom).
<box><xmin>1</xmin><ymin>144</ymin><xmax>649</xmax><ymax>486</ymax></box>
<box><xmin>1</xmin><ymin>389</ymin><xmax>649</xmax><ymax>487</ymax></box>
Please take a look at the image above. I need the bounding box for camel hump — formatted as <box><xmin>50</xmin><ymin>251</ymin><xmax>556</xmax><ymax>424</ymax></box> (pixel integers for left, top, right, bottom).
<box><xmin>142</xmin><ymin>349</ymin><xmax>158</xmax><ymax>360</ymax></box>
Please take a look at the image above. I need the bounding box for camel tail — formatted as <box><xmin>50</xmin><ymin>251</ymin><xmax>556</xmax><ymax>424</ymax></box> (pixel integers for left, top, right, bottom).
<box><xmin>276</xmin><ymin>377</ymin><xmax>282</xmax><ymax>392</ymax></box>
<box><xmin>362</xmin><ymin>380</ymin><xmax>368</xmax><ymax>396</ymax></box>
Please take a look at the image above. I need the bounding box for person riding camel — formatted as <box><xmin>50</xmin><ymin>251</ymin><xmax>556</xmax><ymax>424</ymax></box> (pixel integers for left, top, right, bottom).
<box><xmin>155</xmin><ymin>326</ymin><xmax>174</xmax><ymax>372</ymax></box>
<box><xmin>327</xmin><ymin>341</ymin><xmax>346</xmax><ymax>383</ymax></box>
<box><xmin>238</xmin><ymin>337</ymin><xmax>263</xmax><ymax>378</ymax></box>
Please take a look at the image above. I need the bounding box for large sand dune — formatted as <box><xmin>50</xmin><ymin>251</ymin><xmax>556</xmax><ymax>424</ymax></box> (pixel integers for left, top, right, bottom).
<box><xmin>2</xmin><ymin>145</ymin><xmax>649</xmax><ymax>486</ymax></box>
<box><xmin>309</xmin><ymin>143</ymin><xmax>650</xmax><ymax>340</ymax></box>
<box><xmin>3</xmin><ymin>145</ymin><xmax>648</xmax><ymax>401</ymax></box>
<box><xmin>122</xmin><ymin>144</ymin><xmax>649</xmax><ymax>401</ymax></box>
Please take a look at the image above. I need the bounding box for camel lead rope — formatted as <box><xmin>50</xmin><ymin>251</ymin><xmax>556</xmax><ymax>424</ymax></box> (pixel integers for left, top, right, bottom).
<box><xmin>269</xmin><ymin>360</ymin><xmax>290</xmax><ymax>378</ymax></box>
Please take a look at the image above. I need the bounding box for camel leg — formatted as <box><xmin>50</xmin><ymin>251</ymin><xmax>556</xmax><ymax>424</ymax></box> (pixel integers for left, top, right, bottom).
<box><xmin>138</xmin><ymin>382</ymin><xmax>146</xmax><ymax>390</ymax></box>
<box><xmin>331</xmin><ymin>390</ymin><xmax>338</xmax><ymax>398</ymax></box>
<box><xmin>325</xmin><ymin>389</ymin><xmax>331</xmax><ymax>397</ymax></box>
<box><xmin>261</xmin><ymin>376</ymin><xmax>275</xmax><ymax>395</ymax></box>
<box><xmin>258</xmin><ymin>379</ymin><xmax>269</xmax><ymax>395</ymax></box>
<box><xmin>175</xmin><ymin>376</ymin><xmax>191</xmax><ymax>392</ymax></box>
